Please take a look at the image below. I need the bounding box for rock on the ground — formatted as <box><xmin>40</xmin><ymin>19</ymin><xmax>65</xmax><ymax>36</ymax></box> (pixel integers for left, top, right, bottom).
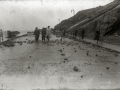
<box><xmin>73</xmin><ymin>66</ymin><xmax>79</xmax><ymax>72</ymax></box>
<box><xmin>61</xmin><ymin>54</ymin><xmax>65</xmax><ymax>56</ymax></box>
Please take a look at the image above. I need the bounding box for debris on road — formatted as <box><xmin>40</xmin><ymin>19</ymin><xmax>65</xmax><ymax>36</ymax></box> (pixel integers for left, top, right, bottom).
<box><xmin>115</xmin><ymin>62</ymin><xmax>118</xmax><ymax>65</ymax></box>
<box><xmin>1</xmin><ymin>34</ymin><xmax>120</xmax><ymax>88</ymax></box>
<box><xmin>81</xmin><ymin>75</ymin><xmax>83</xmax><ymax>78</ymax></box>
<box><xmin>61</xmin><ymin>61</ymin><xmax>66</xmax><ymax>63</ymax></box>
<box><xmin>73</xmin><ymin>66</ymin><xmax>79</xmax><ymax>72</ymax></box>
<box><xmin>114</xmin><ymin>53</ymin><xmax>118</xmax><ymax>57</ymax></box>
<box><xmin>106</xmin><ymin>67</ymin><xmax>109</xmax><ymax>70</ymax></box>
<box><xmin>20</xmin><ymin>43</ymin><xmax>23</xmax><ymax>45</ymax></box>
<box><xmin>27</xmin><ymin>40</ymin><xmax>35</xmax><ymax>44</ymax></box>
<box><xmin>64</xmin><ymin>58</ymin><xmax>68</xmax><ymax>61</ymax></box>
<box><xmin>87</xmin><ymin>52</ymin><xmax>89</xmax><ymax>56</ymax></box>
<box><xmin>58</xmin><ymin>49</ymin><xmax>62</xmax><ymax>52</ymax></box>
<box><xmin>28</xmin><ymin>66</ymin><xmax>30</xmax><ymax>69</ymax></box>
<box><xmin>2</xmin><ymin>40</ymin><xmax>15</xmax><ymax>47</ymax></box>
<box><xmin>61</xmin><ymin>54</ymin><xmax>65</xmax><ymax>56</ymax></box>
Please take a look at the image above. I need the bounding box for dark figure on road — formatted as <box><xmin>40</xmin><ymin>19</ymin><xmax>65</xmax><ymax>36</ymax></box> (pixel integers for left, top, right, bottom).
<box><xmin>0</xmin><ymin>29</ymin><xmax>3</xmax><ymax>47</ymax></box>
<box><xmin>78</xmin><ymin>31</ymin><xmax>81</xmax><ymax>40</ymax></box>
<box><xmin>34</xmin><ymin>27</ymin><xmax>40</xmax><ymax>42</ymax></box>
<box><xmin>41</xmin><ymin>28</ymin><xmax>46</xmax><ymax>43</ymax></box>
<box><xmin>81</xmin><ymin>29</ymin><xmax>85</xmax><ymax>40</ymax></box>
<box><xmin>7</xmin><ymin>31</ymin><xmax>12</xmax><ymax>39</ymax></box>
<box><xmin>94</xmin><ymin>30</ymin><xmax>100</xmax><ymax>43</ymax></box>
<box><xmin>46</xmin><ymin>26</ymin><xmax>51</xmax><ymax>42</ymax></box>
<box><xmin>74</xmin><ymin>30</ymin><xmax>78</xmax><ymax>39</ymax></box>
<box><xmin>63</xmin><ymin>29</ymin><xmax>66</xmax><ymax>37</ymax></box>
<box><xmin>61</xmin><ymin>29</ymin><xmax>66</xmax><ymax>41</ymax></box>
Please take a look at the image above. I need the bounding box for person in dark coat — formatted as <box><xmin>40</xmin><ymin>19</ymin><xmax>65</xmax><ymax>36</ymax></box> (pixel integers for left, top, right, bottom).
<box><xmin>41</xmin><ymin>27</ymin><xmax>46</xmax><ymax>43</ymax></box>
<box><xmin>0</xmin><ymin>29</ymin><xmax>3</xmax><ymax>47</ymax></box>
<box><xmin>74</xmin><ymin>29</ymin><xmax>78</xmax><ymax>39</ymax></box>
<box><xmin>81</xmin><ymin>29</ymin><xmax>85</xmax><ymax>40</ymax></box>
<box><xmin>60</xmin><ymin>29</ymin><xmax>66</xmax><ymax>41</ymax></box>
<box><xmin>94</xmin><ymin>30</ymin><xmax>100</xmax><ymax>43</ymax></box>
<box><xmin>34</xmin><ymin>27</ymin><xmax>40</xmax><ymax>42</ymax></box>
<box><xmin>63</xmin><ymin>29</ymin><xmax>66</xmax><ymax>37</ymax></box>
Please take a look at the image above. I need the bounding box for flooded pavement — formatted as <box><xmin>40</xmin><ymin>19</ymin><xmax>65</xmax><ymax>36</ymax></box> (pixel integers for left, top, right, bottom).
<box><xmin>0</xmin><ymin>35</ymin><xmax>120</xmax><ymax>90</ymax></box>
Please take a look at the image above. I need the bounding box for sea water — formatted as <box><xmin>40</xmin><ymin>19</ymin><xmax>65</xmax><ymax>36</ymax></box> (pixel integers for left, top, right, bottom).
<box><xmin>2</xmin><ymin>30</ymin><xmax>28</xmax><ymax>41</ymax></box>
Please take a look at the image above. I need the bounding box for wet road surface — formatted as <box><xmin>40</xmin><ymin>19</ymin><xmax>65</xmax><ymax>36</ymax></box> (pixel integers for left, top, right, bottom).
<box><xmin>0</xmin><ymin>35</ymin><xmax>120</xmax><ymax>90</ymax></box>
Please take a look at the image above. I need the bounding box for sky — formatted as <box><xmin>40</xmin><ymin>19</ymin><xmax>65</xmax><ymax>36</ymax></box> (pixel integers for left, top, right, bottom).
<box><xmin>0</xmin><ymin>0</ymin><xmax>113</xmax><ymax>31</ymax></box>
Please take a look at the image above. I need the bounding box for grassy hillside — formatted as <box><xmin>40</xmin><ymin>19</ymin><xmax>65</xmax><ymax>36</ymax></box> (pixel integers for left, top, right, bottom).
<box><xmin>54</xmin><ymin>0</ymin><xmax>120</xmax><ymax>37</ymax></box>
<box><xmin>54</xmin><ymin>6</ymin><xmax>103</xmax><ymax>30</ymax></box>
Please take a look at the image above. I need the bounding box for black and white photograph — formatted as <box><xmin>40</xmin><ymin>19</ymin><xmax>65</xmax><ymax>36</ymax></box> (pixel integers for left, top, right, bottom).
<box><xmin>0</xmin><ymin>0</ymin><xmax>120</xmax><ymax>90</ymax></box>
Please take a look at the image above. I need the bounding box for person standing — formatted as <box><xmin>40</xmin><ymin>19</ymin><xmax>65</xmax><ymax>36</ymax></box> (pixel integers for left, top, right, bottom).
<box><xmin>94</xmin><ymin>30</ymin><xmax>100</xmax><ymax>43</ymax></box>
<box><xmin>81</xmin><ymin>28</ymin><xmax>85</xmax><ymax>40</ymax></box>
<box><xmin>63</xmin><ymin>29</ymin><xmax>66</xmax><ymax>37</ymax></box>
<box><xmin>34</xmin><ymin>27</ymin><xmax>40</xmax><ymax>42</ymax></box>
<box><xmin>46</xmin><ymin>26</ymin><xmax>51</xmax><ymax>42</ymax></box>
<box><xmin>0</xmin><ymin>29</ymin><xmax>3</xmax><ymax>47</ymax></box>
<box><xmin>41</xmin><ymin>27</ymin><xmax>46</xmax><ymax>43</ymax></box>
<box><xmin>74</xmin><ymin>29</ymin><xmax>78</xmax><ymax>39</ymax></box>
<box><xmin>61</xmin><ymin>29</ymin><xmax>66</xmax><ymax>41</ymax></box>
<box><xmin>100</xmin><ymin>29</ymin><xmax>104</xmax><ymax>43</ymax></box>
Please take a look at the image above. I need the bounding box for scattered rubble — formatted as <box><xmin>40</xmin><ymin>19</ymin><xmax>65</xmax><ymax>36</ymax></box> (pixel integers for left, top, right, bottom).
<box><xmin>106</xmin><ymin>67</ymin><xmax>109</xmax><ymax>70</ymax></box>
<box><xmin>115</xmin><ymin>62</ymin><xmax>118</xmax><ymax>65</ymax></box>
<box><xmin>114</xmin><ymin>53</ymin><xmax>118</xmax><ymax>57</ymax></box>
<box><xmin>73</xmin><ymin>66</ymin><xmax>79</xmax><ymax>72</ymax></box>
<box><xmin>20</xmin><ymin>43</ymin><xmax>23</xmax><ymax>45</ymax></box>
<box><xmin>81</xmin><ymin>75</ymin><xmax>83</xmax><ymax>78</ymax></box>
<box><xmin>27</xmin><ymin>40</ymin><xmax>35</xmax><ymax>44</ymax></box>
<box><xmin>64</xmin><ymin>58</ymin><xmax>68</xmax><ymax>61</ymax></box>
<box><xmin>96</xmin><ymin>54</ymin><xmax>98</xmax><ymax>56</ymax></box>
<box><xmin>60</xmin><ymin>60</ymin><xmax>64</xmax><ymax>63</ymax></box>
<box><xmin>58</xmin><ymin>49</ymin><xmax>62</xmax><ymax>52</ymax></box>
<box><xmin>28</xmin><ymin>66</ymin><xmax>30</xmax><ymax>69</ymax></box>
<box><xmin>2</xmin><ymin>40</ymin><xmax>15</xmax><ymax>47</ymax></box>
<box><xmin>87</xmin><ymin>52</ymin><xmax>89</xmax><ymax>56</ymax></box>
<box><xmin>61</xmin><ymin>54</ymin><xmax>65</xmax><ymax>56</ymax></box>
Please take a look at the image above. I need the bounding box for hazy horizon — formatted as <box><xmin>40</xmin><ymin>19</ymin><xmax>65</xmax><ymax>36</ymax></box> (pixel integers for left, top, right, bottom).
<box><xmin>0</xmin><ymin>0</ymin><xmax>113</xmax><ymax>31</ymax></box>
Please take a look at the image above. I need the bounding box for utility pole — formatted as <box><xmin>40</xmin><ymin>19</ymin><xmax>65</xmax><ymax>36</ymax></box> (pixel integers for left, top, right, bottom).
<box><xmin>58</xmin><ymin>19</ymin><xmax>60</xmax><ymax>32</ymax></box>
<box><xmin>71</xmin><ymin>9</ymin><xmax>75</xmax><ymax>23</ymax></box>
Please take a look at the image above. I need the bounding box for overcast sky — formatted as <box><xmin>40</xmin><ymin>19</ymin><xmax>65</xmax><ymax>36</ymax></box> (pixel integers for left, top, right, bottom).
<box><xmin>0</xmin><ymin>0</ymin><xmax>113</xmax><ymax>31</ymax></box>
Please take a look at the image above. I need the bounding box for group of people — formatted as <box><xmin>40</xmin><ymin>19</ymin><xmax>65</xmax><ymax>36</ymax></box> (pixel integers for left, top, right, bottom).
<box><xmin>0</xmin><ymin>26</ymin><xmax>102</xmax><ymax>48</ymax></box>
<box><xmin>62</xmin><ymin>28</ymin><xmax>101</xmax><ymax>43</ymax></box>
<box><xmin>34</xmin><ymin>26</ymin><xmax>51</xmax><ymax>43</ymax></box>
